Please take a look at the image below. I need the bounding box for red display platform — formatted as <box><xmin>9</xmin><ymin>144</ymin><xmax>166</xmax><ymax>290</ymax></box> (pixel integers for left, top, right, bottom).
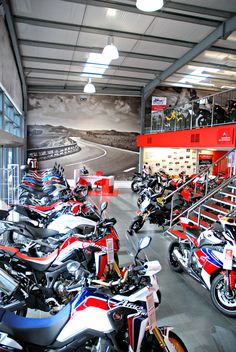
<box><xmin>74</xmin><ymin>170</ymin><xmax>116</xmax><ymax>195</ymax></box>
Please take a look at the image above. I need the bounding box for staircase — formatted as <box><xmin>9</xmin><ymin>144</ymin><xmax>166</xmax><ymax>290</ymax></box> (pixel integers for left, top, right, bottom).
<box><xmin>164</xmin><ymin>149</ymin><xmax>236</xmax><ymax>239</ymax></box>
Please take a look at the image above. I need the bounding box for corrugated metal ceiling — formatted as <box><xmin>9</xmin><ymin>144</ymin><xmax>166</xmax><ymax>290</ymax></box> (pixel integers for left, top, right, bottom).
<box><xmin>8</xmin><ymin>0</ymin><xmax>236</xmax><ymax>96</ymax></box>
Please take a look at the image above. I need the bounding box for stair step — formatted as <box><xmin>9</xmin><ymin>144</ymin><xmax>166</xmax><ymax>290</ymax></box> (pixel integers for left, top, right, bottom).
<box><xmin>165</xmin><ymin>228</ymin><xmax>186</xmax><ymax>240</ymax></box>
<box><xmin>228</xmin><ymin>185</ymin><xmax>236</xmax><ymax>190</ymax></box>
<box><xmin>203</xmin><ymin>203</ymin><xmax>230</xmax><ymax>215</ymax></box>
<box><xmin>212</xmin><ymin>196</ymin><xmax>236</xmax><ymax>207</ymax></box>
<box><xmin>189</xmin><ymin>216</ymin><xmax>210</xmax><ymax>229</ymax></box>
<box><xmin>219</xmin><ymin>190</ymin><xmax>236</xmax><ymax>197</ymax></box>
<box><xmin>193</xmin><ymin>210</ymin><xmax>218</xmax><ymax>222</ymax></box>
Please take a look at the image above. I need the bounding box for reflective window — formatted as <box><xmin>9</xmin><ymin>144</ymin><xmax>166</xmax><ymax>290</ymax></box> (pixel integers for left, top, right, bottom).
<box><xmin>0</xmin><ymin>86</ymin><xmax>24</xmax><ymax>138</ymax></box>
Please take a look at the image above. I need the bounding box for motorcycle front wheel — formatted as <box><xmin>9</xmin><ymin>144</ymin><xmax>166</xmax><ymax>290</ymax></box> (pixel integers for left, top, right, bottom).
<box><xmin>129</xmin><ymin>216</ymin><xmax>144</xmax><ymax>233</ymax></box>
<box><xmin>131</xmin><ymin>180</ymin><xmax>141</xmax><ymax>193</ymax></box>
<box><xmin>168</xmin><ymin>241</ymin><xmax>183</xmax><ymax>273</ymax></box>
<box><xmin>210</xmin><ymin>273</ymin><xmax>236</xmax><ymax>317</ymax></box>
<box><xmin>141</xmin><ymin>330</ymin><xmax>188</xmax><ymax>351</ymax></box>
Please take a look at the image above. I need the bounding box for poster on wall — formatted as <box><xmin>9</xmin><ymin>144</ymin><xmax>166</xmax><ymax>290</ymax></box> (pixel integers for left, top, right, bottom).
<box><xmin>151</xmin><ymin>97</ymin><xmax>167</xmax><ymax>111</ymax></box>
<box><xmin>151</xmin><ymin>96</ymin><xmax>167</xmax><ymax>130</ymax></box>
<box><xmin>198</xmin><ymin>154</ymin><xmax>213</xmax><ymax>166</ymax></box>
<box><xmin>27</xmin><ymin>94</ymin><xmax>140</xmax><ymax>180</ymax></box>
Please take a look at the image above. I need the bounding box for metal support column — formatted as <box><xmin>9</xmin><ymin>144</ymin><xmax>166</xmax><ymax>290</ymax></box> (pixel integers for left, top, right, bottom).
<box><xmin>138</xmin><ymin>88</ymin><xmax>146</xmax><ymax>173</ymax></box>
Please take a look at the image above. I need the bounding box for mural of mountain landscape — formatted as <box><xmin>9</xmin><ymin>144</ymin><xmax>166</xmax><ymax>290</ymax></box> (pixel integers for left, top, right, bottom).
<box><xmin>27</xmin><ymin>94</ymin><xmax>141</xmax><ymax>180</ymax></box>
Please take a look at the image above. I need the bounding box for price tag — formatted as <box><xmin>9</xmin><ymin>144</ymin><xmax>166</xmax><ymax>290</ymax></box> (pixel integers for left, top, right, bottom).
<box><xmin>106</xmin><ymin>238</ymin><xmax>114</xmax><ymax>264</ymax></box>
<box><xmin>146</xmin><ymin>288</ymin><xmax>156</xmax><ymax>331</ymax></box>
<box><xmin>223</xmin><ymin>245</ymin><xmax>233</xmax><ymax>270</ymax></box>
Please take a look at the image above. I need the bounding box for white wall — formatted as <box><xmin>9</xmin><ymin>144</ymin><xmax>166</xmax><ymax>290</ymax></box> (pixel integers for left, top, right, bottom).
<box><xmin>0</xmin><ymin>15</ymin><xmax>23</xmax><ymax>111</ymax></box>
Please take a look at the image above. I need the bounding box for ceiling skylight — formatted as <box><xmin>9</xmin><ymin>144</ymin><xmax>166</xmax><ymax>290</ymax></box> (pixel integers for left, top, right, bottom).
<box><xmin>82</xmin><ymin>53</ymin><xmax>111</xmax><ymax>78</ymax></box>
<box><xmin>179</xmin><ymin>67</ymin><xmax>219</xmax><ymax>85</ymax></box>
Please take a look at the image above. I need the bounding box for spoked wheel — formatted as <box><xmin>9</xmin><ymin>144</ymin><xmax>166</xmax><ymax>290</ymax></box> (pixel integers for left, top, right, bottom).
<box><xmin>141</xmin><ymin>330</ymin><xmax>188</xmax><ymax>351</ymax></box>
<box><xmin>210</xmin><ymin>273</ymin><xmax>236</xmax><ymax>317</ymax></box>
<box><xmin>153</xmin><ymin>183</ymin><xmax>164</xmax><ymax>196</ymax></box>
<box><xmin>196</xmin><ymin>116</ymin><xmax>210</xmax><ymax>128</ymax></box>
<box><xmin>131</xmin><ymin>180</ymin><xmax>141</xmax><ymax>193</ymax></box>
<box><xmin>130</xmin><ymin>216</ymin><xmax>144</xmax><ymax>233</ymax></box>
<box><xmin>168</xmin><ymin>241</ymin><xmax>183</xmax><ymax>273</ymax></box>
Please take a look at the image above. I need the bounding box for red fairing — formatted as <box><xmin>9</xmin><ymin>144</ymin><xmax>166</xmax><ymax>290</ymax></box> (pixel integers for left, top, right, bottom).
<box><xmin>229</xmin><ymin>271</ymin><xmax>236</xmax><ymax>290</ymax></box>
<box><xmin>96</xmin><ymin>228</ymin><xmax>119</xmax><ymax>251</ymax></box>
<box><xmin>97</xmin><ymin>253</ymin><xmax>109</xmax><ymax>279</ymax></box>
<box><xmin>26</xmin><ymin>201</ymin><xmax>62</xmax><ymax>211</ymax></box>
<box><xmin>195</xmin><ymin>249</ymin><xmax>207</xmax><ymax>266</ymax></box>
<box><xmin>203</xmin><ymin>260</ymin><xmax>220</xmax><ymax>275</ymax></box>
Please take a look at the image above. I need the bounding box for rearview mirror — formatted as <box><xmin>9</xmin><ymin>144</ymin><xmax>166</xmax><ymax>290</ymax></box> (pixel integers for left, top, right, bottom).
<box><xmin>100</xmin><ymin>201</ymin><xmax>108</xmax><ymax>213</ymax></box>
<box><xmin>138</xmin><ymin>236</ymin><xmax>152</xmax><ymax>251</ymax></box>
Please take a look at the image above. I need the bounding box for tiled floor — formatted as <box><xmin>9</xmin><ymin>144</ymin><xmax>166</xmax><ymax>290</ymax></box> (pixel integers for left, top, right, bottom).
<box><xmin>90</xmin><ymin>188</ymin><xmax>236</xmax><ymax>352</ymax></box>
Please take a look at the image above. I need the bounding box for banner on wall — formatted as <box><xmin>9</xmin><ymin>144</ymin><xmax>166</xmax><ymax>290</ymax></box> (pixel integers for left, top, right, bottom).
<box><xmin>199</xmin><ymin>154</ymin><xmax>213</xmax><ymax>166</ymax></box>
<box><xmin>151</xmin><ymin>97</ymin><xmax>167</xmax><ymax>111</ymax></box>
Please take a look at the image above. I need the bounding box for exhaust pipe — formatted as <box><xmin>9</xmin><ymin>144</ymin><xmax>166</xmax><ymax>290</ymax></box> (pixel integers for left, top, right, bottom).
<box><xmin>173</xmin><ymin>249</ymin><xmax>188</xmax><ymax>268</ymax></box>
<box><xmin>0</xmin><ymin>268</ymin><xmax>19</xmax><ymax>296</ymax></box>
<box><xmin>173</xmin><ymin>249</ymin><xmax>206</xmax><ymax>286</ymax></box>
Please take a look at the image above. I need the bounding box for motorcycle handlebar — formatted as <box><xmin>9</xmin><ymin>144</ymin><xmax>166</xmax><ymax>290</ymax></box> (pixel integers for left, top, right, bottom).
<box><xmin>91</xmin><ymin>270</ymin><xmax>129</xmax><ymax>287</ymax></box>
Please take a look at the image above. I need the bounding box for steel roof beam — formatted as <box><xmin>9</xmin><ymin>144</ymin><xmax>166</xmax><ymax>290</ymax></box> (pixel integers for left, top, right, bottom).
<box><xmin>164</xmin><ymin>1</ymin><xmax>233</xmax><ymax>19</ymax></box>
<box><xmin>14</xmin><ymin>16</ymin><xmax>195</xmax><ymax>48</ymax></box>
<box><xmin>61</xmin><ymin>0</ymin><xmax>221</xmax><ymax>26</ymax></box>
<box><xmin>24</xmin><ymin>67</ymin><xmax>151</xmax><ymax>83</ymax></box>
<box><xmin>27</xmin><ymin>85</ymin><xmax>141</xmax><ymax>96</ymax></box>
<box><xmin>19</xmin><ymin>39</ymin><xmax>176</xmax><ymax>63</ymax></box>
<box><xmin>26</xmin><ymin>76</ymin><xmax>142</xmax><ymax>89</ymax></box>
<box><xmin>22</xmin><ymin>56</ymin><xmax>160</xmax><ymax>75</ymax></box>
<box><xmin>22</xmin><ymin>55</ymin><xmax>236</xmax><ymax>76</ymax></box>
<box><xmin>144</xmin><ymin>14</ymin><xmax>236</xmax><ymax>99</ymax></box>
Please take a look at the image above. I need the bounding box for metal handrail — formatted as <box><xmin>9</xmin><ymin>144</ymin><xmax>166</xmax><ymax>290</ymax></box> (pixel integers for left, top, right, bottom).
<box><xmin>169</xmin><ymin>174</ymin><xmax>236</xmax><ymax>228</ymax></box>
<box><xmin>165</xmin><ymin>147</ymin><xmax>236</xmax><ymax>226</ymax></box>
<box><xmin>162</xmin><ymin>88</ymin><xmax>235</xmax><ymax>112</ymax></box>
<box><xmin>149</xmin><ymin>87</ymin><xmax>236</xmax><ymax>133</ymax></box>
<box><xmin>165</xmin><ymin>147</ymin><xmax>235</xmax><ymax>202</ymax></box>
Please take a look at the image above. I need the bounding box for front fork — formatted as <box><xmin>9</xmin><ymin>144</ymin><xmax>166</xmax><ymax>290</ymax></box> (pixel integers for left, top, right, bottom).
<box><xmin>224</xmin><ymin>270</ymin><xmax>236</xmax><ymax>293</ymax></box>
<box><xmin>152</xmin><ymin>326</ymin><xmax>171</xmax><ymax>352</ymax></box>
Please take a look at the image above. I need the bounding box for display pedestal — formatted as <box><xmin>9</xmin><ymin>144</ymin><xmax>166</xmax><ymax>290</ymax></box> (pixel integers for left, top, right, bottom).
<box><xmin>74</xmin><ymin>170</ymin><xmax>116</xmax><ymax>195</ymax></box>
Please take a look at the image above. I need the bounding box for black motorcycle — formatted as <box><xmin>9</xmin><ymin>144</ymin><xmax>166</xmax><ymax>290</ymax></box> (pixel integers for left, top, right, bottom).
<box><xmin>129</xmin><ymin>189</ymin><xmax>184</xmax><ymax>233</ymax></box>
<box><xmin>131</xmin><ymin>173</ymin><xmax>164</xmax><ymax>195</ymax></box>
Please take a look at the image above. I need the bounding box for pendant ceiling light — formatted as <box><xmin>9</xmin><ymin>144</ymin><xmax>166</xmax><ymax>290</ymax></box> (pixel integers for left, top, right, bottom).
<box><xmin>102</xmin><ymin>37</ymin><xmax>119</xmax><ymax>60</ymax></box>
<box><xmin>83</xmin><ymin>78</ymin><xmax>96</xmax><ymax>93</ymax></box>
<box><xmin>136</xmin><ymin>0</ymin><xmax>164</xmax><ymax>12</ymax></box>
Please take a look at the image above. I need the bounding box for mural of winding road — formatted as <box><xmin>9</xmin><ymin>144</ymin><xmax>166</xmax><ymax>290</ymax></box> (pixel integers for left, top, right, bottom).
<box><xmin>39</xmin><ymin>137</ymin><xmax>139</xmax><ymax>180</ymax></box>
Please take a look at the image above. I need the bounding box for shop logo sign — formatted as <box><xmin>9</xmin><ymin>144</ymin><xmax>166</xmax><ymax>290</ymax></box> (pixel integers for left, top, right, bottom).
<box><xmin>217</xmin><ymin>128</ymin><xmax>233</xmax><ymax>144</ymax></box>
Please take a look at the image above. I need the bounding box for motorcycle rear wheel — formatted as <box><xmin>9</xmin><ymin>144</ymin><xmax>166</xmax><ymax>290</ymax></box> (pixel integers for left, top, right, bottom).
<box><xmin>210</xmin><ymin>273</ymin><xmax>236</xmax><ymax>317</ymax></box>
<box><xmin>141</xmin><ymin>330</ymin><xmax>188</xmax><ymax>351</ymax></box>
<box><xmin>168</xmin><ymin>241</ymin><xmax>183</xmax><ymax>273</ymax></box>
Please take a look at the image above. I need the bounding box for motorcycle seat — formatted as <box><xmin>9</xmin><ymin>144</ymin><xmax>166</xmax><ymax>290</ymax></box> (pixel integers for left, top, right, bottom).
<box><xmin>0</xmin><ymin>304</ymin><xmax>70</xmax><ymax>346</ymax></box>
<box><xmin>26</xmin><ymin>225</ymin><xmax>60</xmax><ymax>239</ymax></box>
<box><xmin>186</xmin><ymin>227</ymin><xmax>201</xmax><ymax>239</ymax></box>
<box><xmin>14</xmin><ymin>222</ymin><xmax>60</xmax><ymax>239</ymax></box>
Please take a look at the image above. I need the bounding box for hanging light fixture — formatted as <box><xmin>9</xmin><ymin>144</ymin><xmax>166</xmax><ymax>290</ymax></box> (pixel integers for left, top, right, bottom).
<box><xmin>102</xmin><ymin>36</ymin><xmax>119</xmax><ymax>60</ymax></box>
<box><xmin>136</xmin><ymin>0</ymin><xmax>164</xmax><ymax>12</ymax></box>
<box><xmin>83</xmin><ymin>78</ymin><xmax>96</xmax><ymax>93</ymax></box>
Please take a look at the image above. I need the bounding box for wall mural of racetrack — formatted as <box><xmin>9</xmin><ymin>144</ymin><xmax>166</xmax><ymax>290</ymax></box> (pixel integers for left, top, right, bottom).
<box><xmin>27</xmin><ymin>94</ymin><xmax>141</xmax><ymax>180</ymax></box>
